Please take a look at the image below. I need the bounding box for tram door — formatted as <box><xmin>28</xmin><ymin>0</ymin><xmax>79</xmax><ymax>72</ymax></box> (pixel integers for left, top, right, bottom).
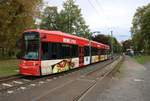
<box><xmin>79</xmin><ymin>47</ymin><xmax>84</xmax><ymax>67</ymax></box>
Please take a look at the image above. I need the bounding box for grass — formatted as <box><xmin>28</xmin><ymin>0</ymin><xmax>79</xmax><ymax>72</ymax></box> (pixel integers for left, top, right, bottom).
<box><xmin>133</xmin><ymin>55</ymin><xmax>150</xmax><ymax>64</ymax></box>
<box><xmin>0</xmin><ymin>59</ymin><xmax>19</xmax><ymax>77</ymax></box>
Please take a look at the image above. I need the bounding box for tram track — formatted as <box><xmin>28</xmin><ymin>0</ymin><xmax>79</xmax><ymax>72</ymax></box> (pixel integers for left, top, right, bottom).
<box><xmin>33</xmin><ymin>56</ymin><xmax>122</xmax><ymax>101</ymax></box>
<box><xmin>0</xmin><ymin>74</ymin><xmax>24</xmax><ymax>84</ymax></box>
<box><xmin>0</xmin><ymin>56</ymin><xmax>120</xmax><ymax>94</ymax></box>
<box><xmin>74</xmin><ymin>56</ymin><xmax>123</xmax><ymax>101</ymax></box>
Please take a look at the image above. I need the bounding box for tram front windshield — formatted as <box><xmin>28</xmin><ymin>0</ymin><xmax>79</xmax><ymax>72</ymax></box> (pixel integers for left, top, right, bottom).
<box><xmin>22</xmin><ymin>32</ymin><xmax>40</xmax><ymax>60</ymax></box>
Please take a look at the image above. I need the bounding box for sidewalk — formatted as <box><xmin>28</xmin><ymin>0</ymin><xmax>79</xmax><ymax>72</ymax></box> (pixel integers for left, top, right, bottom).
<box><xmin>81</xmin><ymin>56</ymin><xmax>149</xmax><ymax>101</ymax></box>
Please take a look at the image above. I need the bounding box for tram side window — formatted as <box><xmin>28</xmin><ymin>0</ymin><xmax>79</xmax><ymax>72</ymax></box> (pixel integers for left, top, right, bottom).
<box><xmin>95</xmin><ymin>48</ymin><xmax>98</xmax><ymax>55</ymax></box>
<box><xmin>84</xmin><ymin>46</ymin><xmax>90</xmax><ymax>56</ymax></box>
<box><xmin>91</xmin><ymin>47</ymin><xmax>98</xmax><ymax>56</ymax></box>
<box><xmin>98</xmin><ymin>49</ymin><xmax>101</xmax><ymax>55</ymax></box>
<box><xmin>60</xmin><ymin>44</ymin><xmax>71</xmax><ymax>58</ymax></box>
<box><xmin>51</xmin><ymin>43</ymin><xmax>60</xmax><ymax>59</ymax></box>
<box><xmin>41</xmin><ymin>42</ymin><xmax>50</xmax><ymax>60</ymax></box>
<box><xmin>91</xmin><ymin>47</ymin><xmax>94</xmax><ymax>56</ymax></box>
<box><xmin>42</xmin><ymin>42</ymin><xmax>78</xmax><ymax>60</ymax></box>
<box><xmin>71</xmin><ymin>45</ymin><xmax>78</xmax><ymax>58</ymax></box>
<box><xmin>41</xmin><ymin>42</ymin><xmax>61</xmax><ymax>60</ymax></box>
<box><xmin>105</xmin><ymin>49</ymin><xmax>107</xmax><ymax>55</ymax></box>
<box><xmin>101</xmin><ymin>49</ymin><xmax>105</xmax><ymax>55</ymax></box>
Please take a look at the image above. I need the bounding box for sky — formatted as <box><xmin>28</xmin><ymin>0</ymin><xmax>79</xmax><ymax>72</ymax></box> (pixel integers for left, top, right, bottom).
<box><xmin>44</xmin><ymin>0</ymin><xmax>150</xmax><ymax>42</ymax></box>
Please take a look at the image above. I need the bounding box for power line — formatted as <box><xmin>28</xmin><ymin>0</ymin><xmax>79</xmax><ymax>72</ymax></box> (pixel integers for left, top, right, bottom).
<box><xmin>87</xmin><ymin>0</ymin><xmax>113</xmax><ymax>31</ymax></box>
<box><xmin>87</xmin><ymin>0</ymin><xmax>102</xmax><ymax>17</ymax></box>
<box><xmin>94</xmin><ymin>0</ymin><xmax>112</xmax><ymax>27</ymax></box>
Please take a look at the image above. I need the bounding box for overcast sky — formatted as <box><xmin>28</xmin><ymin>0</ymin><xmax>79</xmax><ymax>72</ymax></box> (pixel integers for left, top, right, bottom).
<box><xmin>44</xmin><ymin>0</ymin><xmax>150</xmax><ymax>41</ymax></box>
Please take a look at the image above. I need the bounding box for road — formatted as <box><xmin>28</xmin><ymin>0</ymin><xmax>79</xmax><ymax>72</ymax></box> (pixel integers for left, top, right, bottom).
<box><xmin>0</xmin><ymin>57</ymin><xmax>121</xmax><ymax>101</ymax></box>
<box><xmin>5</xmin><ymin>56</ymin><xmax>150</xmax><ymax>101</ymax></box>
<box><xmin>81</xmin><ymin>56</ymin><xmax>150</xmax><ymax>101</ymax></box>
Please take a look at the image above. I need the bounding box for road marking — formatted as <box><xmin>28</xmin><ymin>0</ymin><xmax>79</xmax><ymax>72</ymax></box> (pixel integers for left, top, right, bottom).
<box><xmin>2</xmin><ymin>83</ymin><xmax>13</xmax><ymax>87</ymax></box>
<box><xmin>30</xmin><ymin>84</ymin><xmax>36</xmax><ymax>86</ymax></box>
<box><xmin>13</xmin><ymin>81</ymin><xmax>23</xmax><ymax>84</ymax></box>
<box><xmin>22</xmin><ymin>79</ymin><xmax>31</xmax><ymax>82</ymax></box>
<box><xmin>7</xmin><ymin>90</ymin><xmax>14</xmax><ymax>94</ymax></box>
<box><xmin>39</xmin><ymin>81</ymin><xmax>45</xmax><ymax>84</ymax></box>
<box><xmin>46</xmin><ymin>79</ymin><xmax>52</xmax><ymax>82</ymax></box>
<box><xmin>20</xmin><ymin>86</ymin><xmax>26</xmax><ymax>90</ymax></box>
<box><xmin>134</xmin><ymin>79</ymin><xmax>144</xmax><ymax>82</ymax></box>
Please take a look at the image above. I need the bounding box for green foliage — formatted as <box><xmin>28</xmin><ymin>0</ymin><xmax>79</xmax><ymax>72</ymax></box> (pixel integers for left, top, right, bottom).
<box><xmin>91</xmin><ymin>34</ymin><xmax>111</xmax><ymax>45</ymax></box>
<box><xmin>0</xmin><ymin>0</ymin><xmax>42</xmax><ymax>58</ymax></box>
<box><xmin>40</xmin><ymin>6</ymin><xmax>58</xmax><ymax>30</ymax></box>
<box><xmin>131</xmin><ymin>3</ymin><xmax>150</xmax><ymax>54</ymax></box>
<box><xmin>60</xmin><ymin>0</ymin><xmax>90</xmax><ymax>38</ymax></box>
<box><xmin>40</xmin><ymin>0</ymin><xmax>90</xmax><ymax>39</ymax></box>
<box><xmin>92</xmin><ymin>34</ymin><xmax>122</xmax><ymax>53</ymax></box>
<box><xmin>122</xmin><ymin>39</ymin><xmax>133</xmax><ymax>52</ymax></box>
<box><xmin>112</xmin><ymin>37</ymin><xmax>122</xmax><ymax>53</ymax></box>
<box><xmin>133</xmin><ymin>55</ymin><xmax>150</xmax><ymax>64</ymax></box>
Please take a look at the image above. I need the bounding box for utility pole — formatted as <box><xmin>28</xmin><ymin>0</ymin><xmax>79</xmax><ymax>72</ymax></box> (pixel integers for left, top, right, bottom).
<box><xmin>111</xmin><ymin>30</ymin><xmax>113</xmax><ymax>57</ymax></box>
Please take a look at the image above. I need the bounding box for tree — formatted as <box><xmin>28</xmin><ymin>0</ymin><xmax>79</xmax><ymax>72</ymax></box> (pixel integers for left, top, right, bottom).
<box><xmin>131</xmin><ymin>3</ymin><xmax>150</xmax><ymax>54</ymax></box>
<box><xmin>58</xmin><ymin>0</ymin><xmax>90</xmax><ymax>38</ymax></box>
<box><xmin>40</xmin><ymin>0</ymin><xmax>90</xmax><ymax>38</ymax></box>
<box><xmin>0</xmin><ymin>0</ymin><xmax>42</xmax><ymax>57</ymax></box>
<box><xmin>40</xmin><ymin>6</ymin><xmax>58</xmax><ymax>30</ymax></box>
<box><xmin>91</xmin><ymin>34</ymin><xmax>122</xmax><ymax>53</ymax></box>
<box><xmin>91</xmin><ymin>34</ymin><xmax>111</xmax><ymax>45</ymax></box>
<box><xmin>122</xmin><ymin>39</ymin><xmax>133</xmax><ymax>52</ymax></box>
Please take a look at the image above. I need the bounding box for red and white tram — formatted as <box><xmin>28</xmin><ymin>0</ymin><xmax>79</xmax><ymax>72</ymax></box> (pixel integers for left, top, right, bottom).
<box><xmin>18</xmin><ymin>29</ymin><xmax>110</xmax><ymax>76</ymax></box>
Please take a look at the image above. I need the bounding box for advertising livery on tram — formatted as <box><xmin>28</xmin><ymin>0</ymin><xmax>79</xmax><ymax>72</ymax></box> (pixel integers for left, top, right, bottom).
<box><xmin>18</xmin><ymin>29</ymin><xmax>110</xmax><ymax>76</ymax></box>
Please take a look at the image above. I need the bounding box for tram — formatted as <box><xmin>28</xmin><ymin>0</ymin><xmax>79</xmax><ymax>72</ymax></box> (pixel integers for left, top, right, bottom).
<box><xmin>18</xmin><ymin>29</ymin><xmax>110</xmax><ymax>76</ymax></box>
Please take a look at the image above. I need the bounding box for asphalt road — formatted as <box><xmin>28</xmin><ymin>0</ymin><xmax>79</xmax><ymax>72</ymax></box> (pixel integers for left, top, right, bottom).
<box><xmin>0</xmin><ymin>57</ymin><xmax>121</xmax><ymax>101</ymax></box>
<box><xmin>3</xmin><ymin>56</ymin><xmax>149</xmax><ymax>101</ymax></box>
<box><xmin>80</xmin><ymin>56</ymin><xmax>150</xmax><ymax>101</ymax></box>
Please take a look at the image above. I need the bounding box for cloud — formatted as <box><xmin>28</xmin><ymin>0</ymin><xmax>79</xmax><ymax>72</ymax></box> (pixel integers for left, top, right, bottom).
<box><xmin>44</xmin><ymin>0</ymin><xmax>150</xmax><ymax>41</ymax></box>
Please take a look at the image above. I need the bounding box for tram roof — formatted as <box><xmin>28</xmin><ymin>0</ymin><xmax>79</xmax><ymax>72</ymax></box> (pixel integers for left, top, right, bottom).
<box><xmin>24</xmin><ymin>29</ymin><xmax>110</xmax><ymax>49</ymax></box>
<box><xmin>25</xmin><ymin>29</ymin><xmax>89</xmax><ymax>42</ymax></box>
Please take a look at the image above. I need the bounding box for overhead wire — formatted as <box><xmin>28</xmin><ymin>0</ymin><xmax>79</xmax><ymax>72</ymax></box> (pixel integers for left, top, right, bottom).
<box><xmin>87</xmin><ymin>0</ymin><xmax>113</xmax><ymax>34</ymax></box>
<box><xmin>87</xmin><ymin>0</ymin><xmax>102</xmax><ymax>16</ymax></box>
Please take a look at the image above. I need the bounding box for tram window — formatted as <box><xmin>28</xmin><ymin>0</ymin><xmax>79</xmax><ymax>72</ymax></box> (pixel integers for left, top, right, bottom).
<box><xmin>91</xmin><ymin>47</ymin><xmax>94</xmax><ymax>55</ymax></box>
<box><xmin>101</xmin><ymin>49</ymin><xmax>105</xmax><ymax>55</ymax></box>
<box><xmin>71</xmin><ymin>45</ymin><xmax>78</xmax><ymax>57</ymax></box>
<box><xmin>84</xmin><ymin>46</ymin><xmax>90</xmax><ymax>56</ymax></box>
<box><xmin>41</xmin><ymin>42</ymin><xmax>50</xmax><ymax>60</ymax></box>
<box><xmin>104</xmin><ymin>49</ymin><xmax>107</xmax><ymax>55</ymax></box>
<box><xmin>60</xmin><ymin>44</ymin><xmax>71</xmax><ymax>58</ymax></box>
<box><xmin>98</xmin><ymin>49</ymin><xmax>101</xmax><ymax>55</ymax></box>
<box><xmin>51</xmin><ymin>43</ymin><xmax>60</xmax><ymax>59</ymax></box>
<box><xmin>91</xmin><ymin>47</ymin><xmax>98</xmax><ymax>55</ymax></box>
<box><xmin>95</xmin><ymin>48</ymin><xmax>98</xmax><ymax>55</ymax></box>
<box><xmin>42</xmin><ymin>42</ymin><xmax>78</xmax><ymax>60</ymax></box>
